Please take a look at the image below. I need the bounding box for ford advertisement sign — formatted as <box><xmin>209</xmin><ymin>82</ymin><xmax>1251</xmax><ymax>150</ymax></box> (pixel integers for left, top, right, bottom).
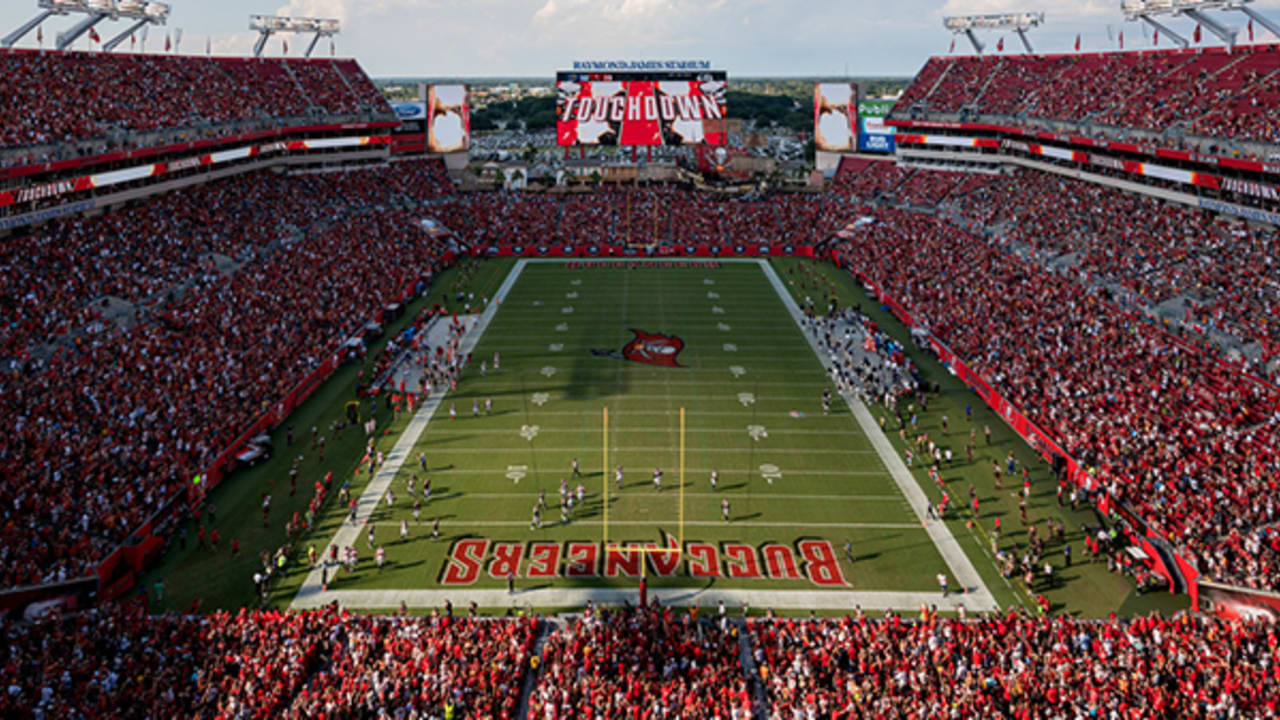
<box><xmin>393</xmin><ymin>102</ymin><xmax>426</xmax><ymax>121</ymax></box>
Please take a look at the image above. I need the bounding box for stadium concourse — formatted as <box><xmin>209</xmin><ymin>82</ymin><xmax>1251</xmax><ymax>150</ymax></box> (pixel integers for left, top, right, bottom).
<box><xmin>3</xmin><ymin>36</ymin><xmax>1280</xmax><ymax>719</ymax></box>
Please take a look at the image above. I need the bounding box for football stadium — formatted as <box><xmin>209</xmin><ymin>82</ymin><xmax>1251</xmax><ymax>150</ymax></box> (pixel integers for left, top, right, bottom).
<box><xmin>2</xmin><ymin>0</ymin><xmax>1280</xmax><ymax>716</ymax></box>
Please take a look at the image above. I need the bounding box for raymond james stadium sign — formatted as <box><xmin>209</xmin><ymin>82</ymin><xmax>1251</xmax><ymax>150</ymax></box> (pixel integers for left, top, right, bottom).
<box><xmin>572</xmin><ymin>60</ymin><xmax>712</xmax><ymax>70</ymax></box>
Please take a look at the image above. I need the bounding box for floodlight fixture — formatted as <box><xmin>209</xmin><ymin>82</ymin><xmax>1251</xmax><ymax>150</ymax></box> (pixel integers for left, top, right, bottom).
<box><xmin>943</xmin><ymin>11</ymin><xmax>1045</xmax><ymax>54</ymax></box>
<box><xmin>1122</xmin><ymin>0</ymin><xmax>1275</xmax><ymax>48</ymax></box>
<box><xmin>249</xmin><ymin>14</ymin><xmax>340</xmax><ymax>57</ymax></box>
<box><xmin>2</xmin><ymin>0</ymin><xmax>167</xmax><ymax>49</ymax></box>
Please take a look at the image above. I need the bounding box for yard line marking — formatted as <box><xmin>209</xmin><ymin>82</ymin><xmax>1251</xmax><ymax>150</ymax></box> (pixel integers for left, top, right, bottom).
<box><xmin>759</xmin><ymin>259</ymin><xmax>997</xmax><ymax>607</ymax></box>
<box><xmin>291</xmin><ymin>259</ymin><xmax>529</xmax><ymax>610</ymax></box>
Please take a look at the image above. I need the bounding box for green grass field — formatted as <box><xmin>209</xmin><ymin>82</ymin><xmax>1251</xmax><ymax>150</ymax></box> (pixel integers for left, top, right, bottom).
<box><xmin>309</xmin><ymin>259</ymin><xmax>960</xmax><ymax>601</ymax></box>
<box><xmin>145</xmin><ymin>256</ymin><xmax>1188</xmax><ymax>618</ymax></box>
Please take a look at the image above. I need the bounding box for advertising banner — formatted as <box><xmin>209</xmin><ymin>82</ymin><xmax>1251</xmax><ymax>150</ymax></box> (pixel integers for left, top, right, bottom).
<box><xmin>1200</xmin><ymin>581</ymin><xmax>1280</xmax><ymax>623</ymax></box>
<box><xmin>556</xmin><ymin>71</ymin><xmax>727</xmax><ymax>146</ymax></box>
<box><xmin>392</xmin><ymin>101</ymin><xmax>427</xmax><ymax>136</ymax></box>
<box><xmin>858</xmin><ymin>98</ymin><xmax>896</xmax><ymax>153</ymax></box>
<box><xmin>427</xmin><ymin>85</ymin><xmax>470</xmax><ymax>153</ymax></box>
<box><xmin>814</xmin><ymin>82</ymin><xmax>857</xmax><ymax>152</ymax></box>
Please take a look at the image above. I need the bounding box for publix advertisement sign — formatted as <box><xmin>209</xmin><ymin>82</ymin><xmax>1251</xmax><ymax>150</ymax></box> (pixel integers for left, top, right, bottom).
<box><xmin>858</xmin><ymin>99</ymin><xmax>896</xmax><ymax>153</ymax></box>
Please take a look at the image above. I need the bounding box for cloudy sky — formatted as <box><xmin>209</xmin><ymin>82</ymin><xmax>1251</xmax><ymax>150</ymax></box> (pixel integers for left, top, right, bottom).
<box><xmin>3</xmin><ymin>0</ymin><xmax>1279</xmax><ymax>77</ymax></box>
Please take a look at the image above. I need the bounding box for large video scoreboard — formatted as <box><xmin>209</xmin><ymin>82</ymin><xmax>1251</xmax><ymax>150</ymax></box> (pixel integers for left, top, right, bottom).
<box><xmin>556</xmin><ymin>70</ymin><xmax>727</xmax><ymax>147</ymax></box>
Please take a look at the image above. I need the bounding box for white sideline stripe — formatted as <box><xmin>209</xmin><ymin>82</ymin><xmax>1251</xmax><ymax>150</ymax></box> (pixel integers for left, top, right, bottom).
<box><xmin>367</xmin><ymin>520</ymin><xmax>920</xmax><ymax>529</ymax></box>
<box><xmin>757</xmin><ymin>260</ymin><xmax>998</xmax><ymax>611</ymax></box>
<box><xmin>372</xmin><ymin>492</ymin><xmax>904</xmax><ymax>501</ymax></box>
<box><xmin>291</xmin><ymin>259</ymin><xmax>531</xmax><ymax>610</ymax></box>
<box><xmin>417</xmin><ymin>446</ymin><xmax>878</xmax><ymax>455</ymax></box>
<box><xmin>293</xmin><ymin>588</ymin><xmax>991</xmax><ymax>613</ymax></box>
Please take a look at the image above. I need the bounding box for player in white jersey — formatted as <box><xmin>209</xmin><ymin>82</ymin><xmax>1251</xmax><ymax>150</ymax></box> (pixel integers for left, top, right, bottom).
<box><xmin>653</xmin><ymin>468</ymin><xmax>663</xmax><ymax>491</ymax></box>
<box><xmin>709</xmin><ymin>470</ymin><xmax>718</xmax><ymax>491</ymax></box>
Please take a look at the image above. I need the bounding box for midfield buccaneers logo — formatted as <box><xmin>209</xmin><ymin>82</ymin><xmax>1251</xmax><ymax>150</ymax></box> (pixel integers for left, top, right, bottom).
<box><xmin>592</xmin><ymin>329</ymin><xmax>685</xmax><ymax>368</ymax></box>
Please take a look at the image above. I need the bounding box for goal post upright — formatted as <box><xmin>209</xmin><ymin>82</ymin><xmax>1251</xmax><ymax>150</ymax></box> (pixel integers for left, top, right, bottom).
<box><xmin>602</xmin><ymin>406</ymin><xmax>608</xmax><ymax>549</ymax></box>
<box><xmin>679</xmin><ymin>406</ymin><xmax>685</xmax><ymax>546</ymax></box>
<box><xmin>600</xmin><ymin>405</ymin><xmax>684</xmax><ymax>606</ymax></box>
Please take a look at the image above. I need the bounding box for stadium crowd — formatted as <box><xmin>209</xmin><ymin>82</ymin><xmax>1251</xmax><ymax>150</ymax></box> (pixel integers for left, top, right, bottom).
<box><xmin>894</xmin><ymin>45</ymin><xmax>1280</xmax><ymax>146</ymax></box>
<box><xmin>3</xmin><ymin>602</ymin><xmax>1278</xmax><ymax>719</ymax></box>
<box><xmin>428</xmin><ymin>186</ymin><xmax>832</xmax><ymax>250</ymax></box>
<box><xmin>0</xmin><ymin>161</ymin><xmax>454</xmax><ymax>589</ymax></box>
<box><xmin>960</xmin><ymin>170</ymin><xmax>1280</xmax><ymax>370</ymax></box>
<box><xmin>831</xmin><ymin>195</ymin><xmax>1280</xmax><ymax>591</ymax></box>
<box><xmin>0</xmin><ymin>49</ymin><xmax>390</xmax><ymax>155</ymax></box>
<box><xmin>0</xmin><ymin>160</ymin><xmax>453</xmax><ymax>355</ymax></box>
<box><xmin>750</xmin><ymin>611</ymin><xmax>1280</xmax><ymax>719</ymax></box>
<box><xmin>529</xmin><ymin>603</ymin><xmax>753</xmax><ymax>719</ymax></box>
<box><xmin>0</xmin><ymin>602</ymin><xmax>536</xmax><ymax>720</ymax></box>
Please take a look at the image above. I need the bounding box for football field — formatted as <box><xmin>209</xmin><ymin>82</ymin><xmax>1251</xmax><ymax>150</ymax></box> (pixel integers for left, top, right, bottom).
<box><xmin>291</xmin><ymin>259</ymin><xmax>996</xmax><ymax>612</ymax></box>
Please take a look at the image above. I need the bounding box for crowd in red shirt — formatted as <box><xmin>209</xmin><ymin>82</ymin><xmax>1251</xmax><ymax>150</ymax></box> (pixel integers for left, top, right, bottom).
<box><xmin>0</xmin><ymin>160</ymin><xmax>454</xmax><ymax>589</ymax></box>
<box><xmin>961</xmin><ymin>170</ymin><xmax>1280</xmax><ymax>372</ymax></box>
<box><xmin>896</xmin><ymin>45</ymin><xmax>1280</xmax><ymax>145</ymax></box>
<box><xmin>832</xmin><ymin>187</ymin><xmax>1280</xmax><ymax>590</ymax></box>
<box><xmin>529</xmin><ymin>603</ymin><xmax>753</xmax><ymax>719</ymax></box>
<box><xmin>750</xmin><ymin>611</ymin><xmax>1280</xmax><ymax>719</ymax></box>
<box><xmin>428</xmin><ymin>186</ymin><xmax>833</xmax><ymax>250</ymax></box>
<box><xmin>0</xmin><ymin>49</ymin><xmax>391</xmax><ymax>154</ymax></box>
<box><xmin>4</xmin><ymin>602</ymin><xmax>1279</xmax><ymax>719</ymax></box>
<box><xmin>0</xmin><ymin>602</ymin><xmax>536</xmax><ymax>720</ymax></box>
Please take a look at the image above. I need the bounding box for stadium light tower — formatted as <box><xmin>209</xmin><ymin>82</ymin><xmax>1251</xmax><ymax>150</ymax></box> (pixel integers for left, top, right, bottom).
<box><xmin>943</xmin><ymin>12</ymin><xmax>1045</xmax><ymax>55</ymax></box>
<box><xmin>249</xmin><ymin>15</ymin><xmax>339</xmax><ymax>57</ymax></box>
<box><xmin>1122</xmin><ymin>0</ymin><xmax>1191</xmax><ymax>48</ymax></box>
<box><xmin>1122</xmin><ymin>0</ymin><xmax>1274</xmax><ymax>48</ymax></box>
<box><xmin>2</xmin><ymin>0</ymin><xmax>168</xmax><ymax>50</ymax></box>
<box><xmin>102</xmin><ymin>1</ymin><xmax>169</xmax><ymax>52</ymax></box>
